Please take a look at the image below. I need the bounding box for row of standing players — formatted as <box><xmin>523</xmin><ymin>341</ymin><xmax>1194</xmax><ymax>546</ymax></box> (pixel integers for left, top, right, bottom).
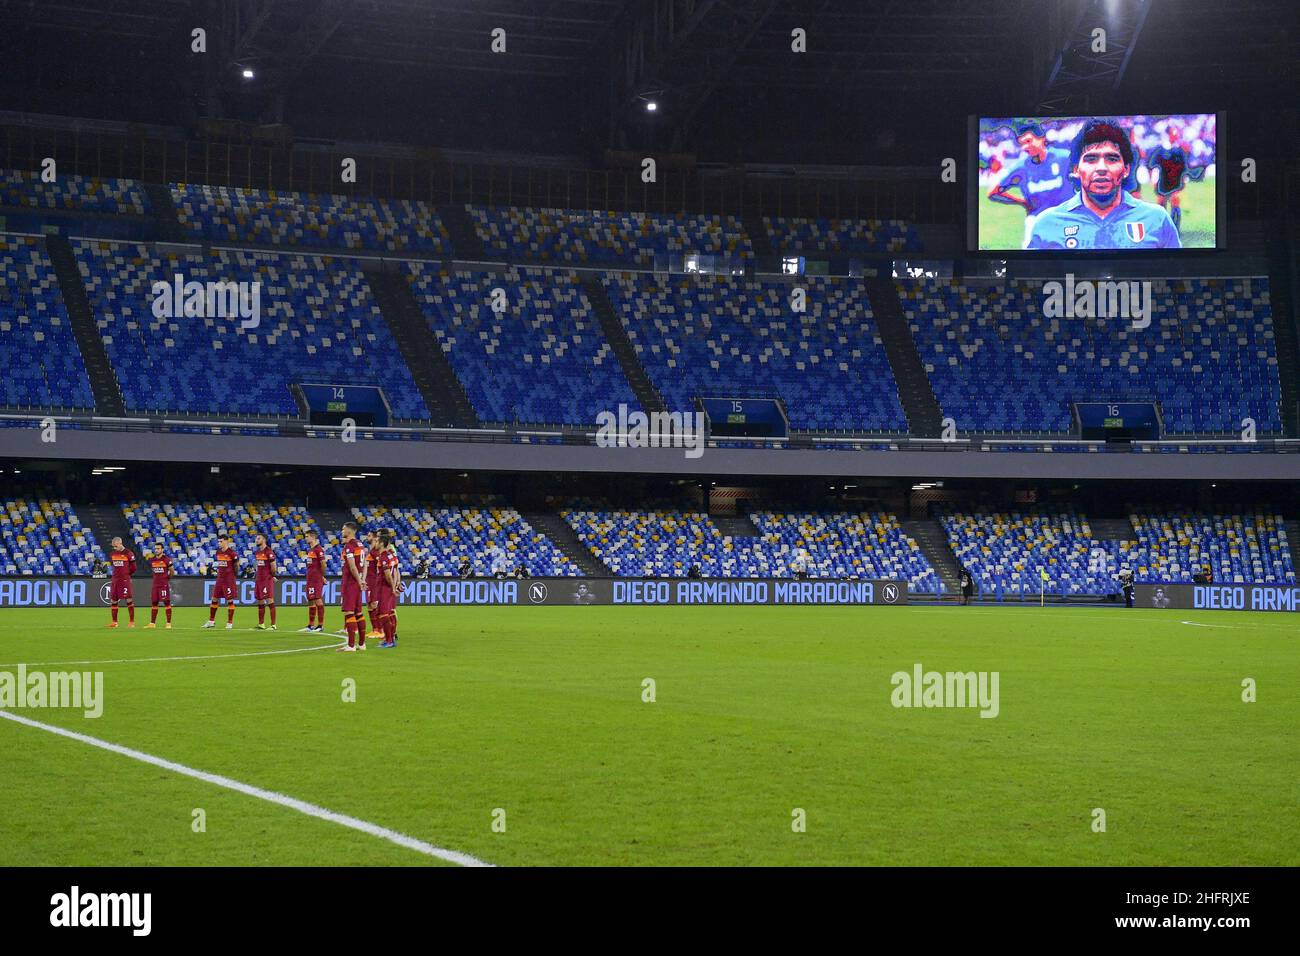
<box><xmin>103</xmin><ymin>521</ymin><xmax>401</xmax><ymax>650</ymax></box>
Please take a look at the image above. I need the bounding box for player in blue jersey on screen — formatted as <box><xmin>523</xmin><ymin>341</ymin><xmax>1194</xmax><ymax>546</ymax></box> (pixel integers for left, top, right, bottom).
<box><xmin>1026</xmin><ymin>119</ymin><xmax>1180</xmax><ymax>250</ymax></box>
<box><xmin>1144</xmin><ymin>123</ymin><xmax>1205</xmax><ymax>236</ymax></box>
<box><xmin>986</xmin><ymin>121</ymin><xmax>1077</xmax><ymax>248</ymax></box>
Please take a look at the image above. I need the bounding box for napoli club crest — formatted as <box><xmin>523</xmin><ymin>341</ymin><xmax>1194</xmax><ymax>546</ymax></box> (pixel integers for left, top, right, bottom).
<box><xmin>1125</xmin><ymin>222</ymin><xmax>1147</xmax><ymax>242</ymax></box>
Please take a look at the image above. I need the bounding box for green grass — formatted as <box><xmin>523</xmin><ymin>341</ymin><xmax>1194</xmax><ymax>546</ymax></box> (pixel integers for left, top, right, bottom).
<box><xmin>979</xmin><ymin>177</ymin><xmax>1217</xmax><ymax>250</ymax></box>
<box><xmin>2</xmin><ymin>605</ymin><xmax>1296</xmax><ymax>866</ymax></box>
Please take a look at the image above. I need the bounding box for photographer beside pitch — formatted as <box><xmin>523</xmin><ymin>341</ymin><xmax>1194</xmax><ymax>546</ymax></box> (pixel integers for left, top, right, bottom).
<box><xmin>959</xmin><ymin>565</ymin><xmax>975</xmax><ymax>606</ymax></box>
<box><xmin>1118</xmin><ymin>565</ymin><xmax>1135</xmax><ymax>608</ymax></box>
<box><xmin>1026</xmin><ymin>119</ymin><xmax>1181</xmax><ymax>250</ymax></box>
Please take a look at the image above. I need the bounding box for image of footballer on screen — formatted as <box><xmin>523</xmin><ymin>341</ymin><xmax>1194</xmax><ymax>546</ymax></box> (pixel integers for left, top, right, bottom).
<box><xmin>977</xmin><ymin>113</ymin><xmax>1216</xmax><ymax>250</ymax></box>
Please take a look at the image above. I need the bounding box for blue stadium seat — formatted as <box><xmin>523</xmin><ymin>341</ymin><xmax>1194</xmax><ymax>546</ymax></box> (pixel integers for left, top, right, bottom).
<box><xmin>563</xmin><ymin>506</ymin><xmax>937</xmax><ymax>587</ymax></box>
<box><xmin>405</xmin><ymin>264</ymin><xmax>637</xmax><ymax>425</ymax></box>
<box><xmin>467</xmin><ymin>205</ymin><xmax>752</xmax><ymax>266</ymax></box>
<box><xmin>0</xmin><ymin>168</ymin><xmax>149</xmax><ymax>215</ymax></box>
<box><xmin>171</xmin><ymin>183</ymin><xmax>451</xmax><ymax>254</ymax></box>
<box><xmin>0</xmin><ymin>234</ymin><xmax>95</xmax><ymax>410</ymax></box>
<box><xmin>763</xmin><ymin>215</ymin><xmax>922</xmax><ymax>255</ymax></box>
<box><xmin>0</xmin><ymin>497</ymin><xmax>102</xmax><ymax>575</ymax></box>
<box><xmin>901</xmin><ymin>276</ymin><xmax>1281</xmax><ymax>434</ymax></box>
<box><xmin>941</xmin><ymin>508</ymin><xmax>1295</xmax><ymax>596</ymax></box>
<box><xmin>75</xmin><ymin>239</ymin><xmax>428</xmax><ymax>419</ymax></box>
<box><xmin>124</xmin><ymin>494</ymin><xmax>335</xmax><ymax>575</ymax></box>
<box><xmin>601</xmin><ymin>273</ymin><xmax>907</xmax><ymax>431</ymax></box>
<box><xmin>349</xmin><ymin>498</ymin><xmax>579</xmax><ymax>576</ymax></box>
<box><xmin>1130</xmin><ymin>511</ymin><xmax>1293</xmax><ymax>584</ymax></box>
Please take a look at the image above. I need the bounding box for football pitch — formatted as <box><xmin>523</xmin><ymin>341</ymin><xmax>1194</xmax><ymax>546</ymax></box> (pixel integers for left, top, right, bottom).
<box><xmin>1</xmin><ymin>604</ymin><xmax>1295</xmax><ymax>867</ymax></box>
<box><xmin>979</xmin><ymin>178</ymin><xmax>1217</xmax><ymax>250</ymax></box>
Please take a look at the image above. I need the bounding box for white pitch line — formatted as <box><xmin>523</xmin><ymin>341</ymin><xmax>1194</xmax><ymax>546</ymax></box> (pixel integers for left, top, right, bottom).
<box><xmin>0</xmin><ymin>709</ymin><xmax>493</xmax><ymax>868</ymax></box>
<box><xmin>0</xmin><ymin>642</ymin><xmax>342</xmax><ymax>669</ymax></box>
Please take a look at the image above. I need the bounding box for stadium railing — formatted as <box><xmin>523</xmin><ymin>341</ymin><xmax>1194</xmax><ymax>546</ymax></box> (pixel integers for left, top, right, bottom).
<box><xmin>4</xmin><ymin>413</ymin><xmax>1300</xmax><ymax>454</ymax></box>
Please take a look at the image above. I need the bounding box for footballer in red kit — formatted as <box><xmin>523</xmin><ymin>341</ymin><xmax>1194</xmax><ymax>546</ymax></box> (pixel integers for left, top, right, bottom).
<box><xmin>253</xmin><ymin>533</ymin><xmax>278</xmax><ymax>630</ymax></box>
<box><xmin>145</xmin><ymin>542</ymin><xmax>174</xmax><ymax>628</ymax></box>
<box><xmin>365</xmin><ymin>530</ymin><xmax>384</xmax><ymax>640</ymax></box>
<box><xmin>302</xmin><ymin>529</ymin><xmax>327</xmax><ymax>632</ymax></box>
<box><xmin>338</xmin><ymin>521</ymin><xmax>368</xmax><ymax>650</ymax></box>
<box><xmin>204</xmin><ymin>534</ymin><xmax>240</xmax><ymax>629</ymax></box>
<box><xmin>375</xmin><ymin>528</ymin><xmax>402</xmax><ymax>649</ymax></box>
<box><xmin>105</xmin><ymin>536</ymin><xmax>136</xmax><ymax>628</ymax></box>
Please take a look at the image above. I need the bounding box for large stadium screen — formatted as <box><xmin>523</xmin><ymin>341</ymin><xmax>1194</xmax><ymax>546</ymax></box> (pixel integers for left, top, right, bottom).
<box><xmin>971</xmin><ymin>113</ymin><xmax>1221</xmax><ymax>252</ymax></box>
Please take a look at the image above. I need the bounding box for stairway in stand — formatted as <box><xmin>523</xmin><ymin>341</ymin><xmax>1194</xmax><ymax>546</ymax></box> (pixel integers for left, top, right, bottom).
<box><xmin>521</xmin><ymin>511</ymin><xmax>611</xmax><ymax>576</ymax></box>
<box><xmin>84</xmin><ymin>503</ymin><xmax>137</xmax><ymax>554</ymax></box>
<box><xmin>863</xmin><ymin>276</ymin><xmax>942</xmax><ymax>438</ymax></box>
<box><xmin>742</xmin><ymin>213</ymin><xmax>774</xmax><ymax>258</ymax></box>
<box><xmin>439</xmin><ymin>203</ymin><xmax>486</xmax><ymax>260</ymax></box>
<box><xmin>713</xmin><ymin>514</ymin><xmax>761</xmax><ymax>538</ymax></box>
<box><xmin>580</xmin><ymin>276</ymin><xmax>666</xmax><ymax>414</ymax></box>
<box><xmin>367</xmin><ymin>270</ymin><xmax>479</xmax><ymax>427</ymax></box>
<box><xmin>141</xmin><ymin>182</ymin><xmax>187</xmax><ymax>243</ymax></box>
<box><xmin>45</xmin><ymin>236</ymin><xmax>125</xmax><ymax>416</ymax></box>
<box><xmin>1089</xmin><ymin>517</ymin><xmax>1136</xmax><ymax>542</ymax></box>
<box><xmin>901</xmin><ymin>518</ymin><xmax>960</xmax><ymax>594</ymax></box>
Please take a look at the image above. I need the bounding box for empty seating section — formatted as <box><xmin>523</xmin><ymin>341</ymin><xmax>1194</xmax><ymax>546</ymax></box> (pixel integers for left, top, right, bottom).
<box><xmin>941</xmin><ymin>510</ymin><xmax>1131</xmax><ymax>595</ymax></box>
<box><xmin>468</xmin><ymin>205</ymin><xmax>751</xmax><ymax>266</ymax></box>
<box><xmin>0</xmin><ymin>168</ymin><xmax>149</xmax><ymax>215</ymax></box>
<box><xmin>601</xmin><ymin>274</ymin><xmax>907</xmax><ymax>431</ymax></box>
<box><xmin>171</xmin><ymin>184</ymin><xmax>450</xmax><ymax>253</ymax></box>
<box><xmin>748</xmin><ymin>511</ymin><xmax>942</xmax><ymax>591</ymax></box>
<box><xmin>0</xmin><ymin>235</ymin><xmax>95</xmax><ymax>410</ymax></box>
<box><xmin>0</xmin><ymin>498</ymin><xmax>102</xmax><ymax>575</ymax></box>
<box><xmin>942</xmin><ymin>509</ymin><xmax>1295</xmax><ymax>595</ymax></box>
<box><xmin>123</xmin><ymin>495</ymin><xmax>333</xmax><ymax>575</ymax></box>
<box><xmin>406</xmin><ymin>263</ymin><xmax>635</xmax><ymax>424</ymax></box>
<box><xmin>349</xmin><ymin>500</ymin><xmax>578</xmax><ymax>576</ymax></box>
<box><xmin>74</xmin><ymin>239</ymin><xmax>428</xmax><ymax>418</ymax></box>
<box><xmin>562</xmin><ymin>507</ymin><xmax>937</xmax><ymax>585</ymax></box>
<box><xmin>1130</xmin><ymin>512</ymin><xmax>1293</xmax><ymax>584</ymax></box>
<box><xmin>900</xmin><ymin>277</ymin><xmax>1281</xmax><ymax>434</ymax></box>
<box><xmin>0</xmin><ymin>493</ymin><xmax>1292</xmax><ymax>589</ymax></box>
<box><xmin>763</xmin><ymin>216</ymin><xmax>921</xmax><ymax>255</ymax></box>
<box><xmin>563</xmin><ymin>508</ymin><xmax>761</xmax><ymax>577</ymax></box>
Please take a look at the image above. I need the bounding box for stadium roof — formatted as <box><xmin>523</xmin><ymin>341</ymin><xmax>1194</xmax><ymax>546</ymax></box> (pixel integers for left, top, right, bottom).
<box><xmin>2</xmin><ymin>0</ymin><xmax>1296</xmax><ymax>163</ymax></box>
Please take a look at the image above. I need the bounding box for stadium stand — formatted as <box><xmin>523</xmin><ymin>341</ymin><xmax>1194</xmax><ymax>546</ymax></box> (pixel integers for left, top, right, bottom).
<box><xmin>0</xmin><ymin>234</ymin><xmax>96</xmax><ymax>411</ymax></box>
<box><xmin>122</xmin><ymin>493</ymin><xmax>334</xmax><ymax>576</ymax></box>
<box><xmin>0</xmin><ymin>496</ymin><xmax>102</xmax><ymax>575</ymax></box>
<box><xmin>561</xmin><ymin>505</ymin><xmax>939</xmax><ymax>588</ymax></box>
<box><xmin>467</xmin><ymin>205</ymin><xmax>752</xmax><ymax>266</ymax></box>
<box><xmin>762</xmin><ymin>216</ymin><xmax>922</xmax><ymax>255</ymax></box>
<box><xmin>73</xmin><ymin>239</ymin><xmax>429</xmax><ymax>418</ymax></box>
<box><xmin>901</xmin><ymin>277</ymin><xmax>1282</xmax><ymax>434</ymax></box>
<box><xmin>941</xmin><ymin>508</ymin><xmax>1296</xmax><ymax>597</ymax></box>
<box><xmin>941</xmin><ymin>509</ymin><xmax>1132</xmax><ymax>596</ymax></box>
<box><xmin>170</xmin><ymin>183</ymin><xmax>451</xmax><ymax>254</ymax></box>
<box><xmin>348</xmin><ymin>498</ymin><xmax>580</xmax><ymax>576</ymax></box>
<box><xmin>0</xmin><ymin>168</ymin><xmax>149</xmax><ymax>215</ymax></box>
<box><xmin>405</xmin><ymin>263</ymin><xmax>637</xmax><ymax>424</ymax></box>
<box><xmin>749</xmin><ymin>510</ymin><xmax>942</xmax><ymax>591</ymax></box>
<box><xmin>600</xmin><ymin>273</ymin><xmax>908</xmax><ymax>431</ymax></box>
<box><xmin>1130</xmin><ymin>510</ymin><xmax>1294</xmax><ymax>584</ymax></box>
